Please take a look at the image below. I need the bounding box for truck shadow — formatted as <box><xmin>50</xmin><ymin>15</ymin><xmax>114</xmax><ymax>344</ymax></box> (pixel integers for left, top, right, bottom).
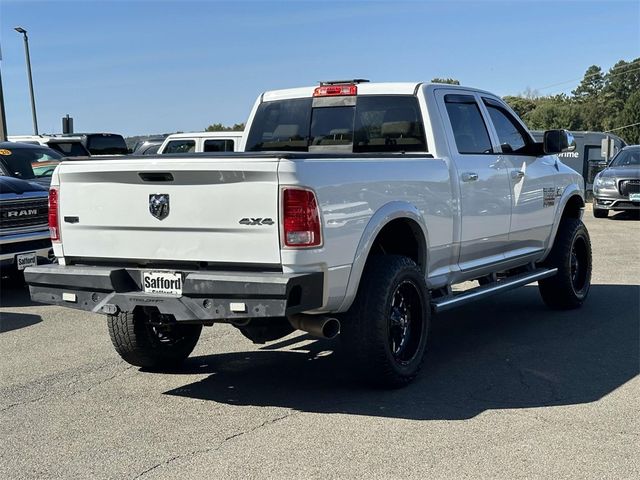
<box><xmin>609</xmin><ymin>211</ymin><xmax>640</xmax><ymax>221</ymax></box>
<box><xmin>0</xmin><ymin>312</ymin><xmax>42</xmax><ymax>333</ymax></box>
<box><xmin>164</xmin><ymin>284</ymin><xmax>639</xmax><ymax>420</ymax></box>
<box><xmin>0</xmin><ymin>282</ymin><xmax>40</xmax><ymax>308</ymax></box>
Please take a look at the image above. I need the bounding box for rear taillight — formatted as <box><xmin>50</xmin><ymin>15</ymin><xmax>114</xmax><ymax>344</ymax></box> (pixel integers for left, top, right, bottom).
<box><xmin>282</xmin><ymin>188</ymin><xmax>322</xmax><ymax>247</ymax></box>
<box><xmin>48</xmin><ymin>187</ymin><xmax>60</xmax><ymax>242</ymax></box>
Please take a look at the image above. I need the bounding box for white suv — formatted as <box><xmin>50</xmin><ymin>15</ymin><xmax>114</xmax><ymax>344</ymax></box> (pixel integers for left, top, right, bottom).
<box><xmin>158</xmin><ymin>131</ymin><xmax>243</xmax><ymax>154</ymax></box>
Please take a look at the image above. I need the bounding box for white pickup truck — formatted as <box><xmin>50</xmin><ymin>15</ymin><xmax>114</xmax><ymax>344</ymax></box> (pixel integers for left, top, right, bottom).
<box><xmin>26</xmin><ymin>80</ymin><xmax>592</xmax><ymax>387</ymax></box>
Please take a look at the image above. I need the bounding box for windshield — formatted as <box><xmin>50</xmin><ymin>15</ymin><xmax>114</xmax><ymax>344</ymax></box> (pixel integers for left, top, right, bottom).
<box><xmin>245</xmin><ymin>95</ymin><xmax>427</xmax><ymax>153</ymax></box>
<box><xmin>0</xmin><ymin>147</ymin><xmax>62</xmax><ymax>179</ymax></box>
<box><xmin>610</xmin><ymin>148</ymin><xmax>640</xmax><ymax>167</ymax></box>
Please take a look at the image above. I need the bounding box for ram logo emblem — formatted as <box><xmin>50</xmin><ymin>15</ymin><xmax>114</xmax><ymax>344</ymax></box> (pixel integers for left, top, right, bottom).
<box><xmin>149</xmin><ymin>194</ymin><xmax>170</xmax><ymax>220</ymax></box>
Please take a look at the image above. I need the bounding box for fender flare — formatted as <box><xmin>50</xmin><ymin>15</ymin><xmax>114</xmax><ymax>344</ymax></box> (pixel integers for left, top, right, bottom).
<box><xmin>337</xmin><ymin>201</ymin><xmax>429</xmax><ymax>312</ymax></box>
<box><xmin>541</xmin><ymin>184</ymin><xmax>585</xmax><ymax>261</ymax></box>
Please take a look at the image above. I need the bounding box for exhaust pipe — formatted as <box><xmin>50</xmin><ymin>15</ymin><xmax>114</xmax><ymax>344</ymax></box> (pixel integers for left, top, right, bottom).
<box><xmin>288</xmin><ymin>314</ymin><xmax>340</xmax><ymax>339</ymax></box>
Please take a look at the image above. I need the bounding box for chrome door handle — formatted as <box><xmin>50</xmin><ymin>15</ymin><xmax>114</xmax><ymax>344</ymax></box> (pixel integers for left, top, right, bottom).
<box><xmin>461</xmin><ymin>172</ymin><xmax>479</xmax><ymax>182</ymax></box>
<box><xmin>511</xmin><ymin>170</ymin><xmax>525</xmax><ymax>180</ymax></box>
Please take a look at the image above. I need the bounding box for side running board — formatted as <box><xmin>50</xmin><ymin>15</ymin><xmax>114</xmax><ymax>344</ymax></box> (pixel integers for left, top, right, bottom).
<box><xmin>431</xmin><ymin>267</ymin><xmax>558</xmax><ymax>314</ymax></box>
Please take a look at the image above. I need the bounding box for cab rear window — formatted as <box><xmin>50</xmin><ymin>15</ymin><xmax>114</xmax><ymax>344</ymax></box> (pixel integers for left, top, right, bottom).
<box><xmin>86</xmin><ymin>134</ymin><xmax>128</xmax><ymax>155</ymax></box>
<box><xmin>245</xmin><ymin>95</ymin><xmax>427</xmax><ymax>153</ymax></box>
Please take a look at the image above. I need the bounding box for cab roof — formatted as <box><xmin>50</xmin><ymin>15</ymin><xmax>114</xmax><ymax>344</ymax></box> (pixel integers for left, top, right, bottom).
<box><xmin>165</xmin><ymin>131</ymin><xmax>244</xmax><ymax>140</ymax></box>
<box><xmin>261</xmin><ymin>82</ymin><xmax>493</xmax><ymax>102</ymax></box>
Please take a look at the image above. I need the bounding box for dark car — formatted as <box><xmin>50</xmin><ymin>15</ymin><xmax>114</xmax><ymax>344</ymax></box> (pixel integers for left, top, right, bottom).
<box><xmin>592</xmin><ymin>145</ymin><xmax>640</xmax><ymax>217</ymax></box>
<box><xmin>46</xmin><ymin>138</ymin><xmax>91</xmax><ymax>157</ymax></box>
<box><xmin>132</xmin><ymin>137</ymin><xmax>166</xmax><ymax>155</ymax></box>
<box><xmin>0</xmin><ymin>142</ymin><xmax>63</xmax><ymax>187</ymax></box>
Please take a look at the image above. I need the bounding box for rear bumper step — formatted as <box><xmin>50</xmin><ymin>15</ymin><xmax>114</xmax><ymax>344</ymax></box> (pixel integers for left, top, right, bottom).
<box><xmin>25</xmin><ymin>264</ymin><xmax>323</xmax><ymax>322</ymax></box>
<box><xmin>431</xmin><ymin>268</ymin><xmax>558</xmax><ymax>314</ymax></box>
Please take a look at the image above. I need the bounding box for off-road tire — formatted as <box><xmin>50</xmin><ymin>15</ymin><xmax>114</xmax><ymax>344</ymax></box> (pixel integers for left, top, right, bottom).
<box><xmin>539</xmin><ymin>217</ymin><xmax>592</xmax><ymax>309</ymax></box>
<box><xmin>107</xmin><ymin>310</ymin><xmax>202</xmax><ymax>369</ymax></box>
<box><xmin>341</xmin><ymin>255</ymin><xmax>430</xmax><ymax>389</ymax></box>
<box><xmin>593</xmin><ymin>207</ymin><xmax>608</xmax><ymax>218</ymax></box>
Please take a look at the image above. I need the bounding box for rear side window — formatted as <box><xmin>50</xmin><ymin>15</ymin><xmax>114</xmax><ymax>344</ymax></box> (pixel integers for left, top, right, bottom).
<box><xmin>48</xmin><ymin>142</ymin><xmax>89</xmax><ymax>157</ymax></box>
<box><xmin>483</xmin><ymin>98</ymin><xmax>531</xmax><ymax>154</ymax></box>
<box><xmin>164</xmin><ymin>140</ymin><xmax>195</xmax><ymax>154</ymax></box>
<box><xmin>444</xmin><ymin>95</ymin><xmax>493</xmax><ymax>154</ymax></box>
<box><xmin>141</xmin><ymin>144</ymin><xmax>161</xmax><ymax>155</ymax></box>
<box><xmin>203</xmin><ymin>139</ymin><xmax>235</xmax><ymax>152</ymax></box>
<box><xmin>246</xmin><ymin>95</ymin><xmax>427</xmax><ymax>153</ymax></box>
<box><xmin>86</xmin><ymin>134</ymin><xmax>128</xmax><ymax>155</ymax></box>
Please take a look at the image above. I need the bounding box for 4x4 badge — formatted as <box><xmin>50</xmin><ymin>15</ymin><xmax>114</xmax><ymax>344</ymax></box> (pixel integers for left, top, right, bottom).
<box><xmin>149</xmin><ymin>194</ymin><xmax>170</xmax><ymax>220</ymax></box>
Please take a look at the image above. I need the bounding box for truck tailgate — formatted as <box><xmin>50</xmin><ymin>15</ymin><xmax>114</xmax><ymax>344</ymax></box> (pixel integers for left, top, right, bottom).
<box><xmin>56</xmin><ymin>157</ymin><xmax>281</xmax><ymax>266</ymax></box>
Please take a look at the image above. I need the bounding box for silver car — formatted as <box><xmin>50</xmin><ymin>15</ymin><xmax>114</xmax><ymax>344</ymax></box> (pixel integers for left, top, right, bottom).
<box><xmin>592</xmin><ymin>145</ymin><xmax>640</xmax><ymax>218</ymax></box>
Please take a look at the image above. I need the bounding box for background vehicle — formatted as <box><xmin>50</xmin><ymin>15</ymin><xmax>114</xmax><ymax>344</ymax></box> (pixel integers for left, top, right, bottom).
<box><xmin>531</xmin><ymin>131</ymin><xmax>626</xmax><ymax>193</ymax></box>
<box><xmin>158</xmin><ymin>131</ymin><xmax>243</xmax><ymax>154</ymax></box>
<box><xmin>26</xmin><ymin>81</ymin><xmax>591</xmax><ymax>388</ymax></box>
<box><xmin>592</xmin><ymin>145</ymin><xmax>640</xmax><ymax>217</ymax></box>
<box><xmin>8</xmin><ymin>135</ymin><xmax>91</xmax><ymax>158</ymax></box>
<box><xmin>0</xmin><ymin>175</ymin><xmax>52</xmax><ymax>281</ymax></box>
<box><xmin>0</xmin><ymin>142</ymin><xmax>62</xmax><ymax>186</ymax></box>
<box><xmin>61</xmin><ymin>133</ymin><xmax>129</xmax><ymax>156</ymax></box>
<box><xmin>132</xmin><ymin>136</ymin><xmax>167</xmax><ymax>155</ymax></box>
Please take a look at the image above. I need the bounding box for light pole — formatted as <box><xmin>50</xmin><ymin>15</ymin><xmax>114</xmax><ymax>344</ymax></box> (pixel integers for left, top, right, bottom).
<box><xmin>14</xmin><ymin>26</ymin><xmax>38</xmax><ymax>135</ymax></box>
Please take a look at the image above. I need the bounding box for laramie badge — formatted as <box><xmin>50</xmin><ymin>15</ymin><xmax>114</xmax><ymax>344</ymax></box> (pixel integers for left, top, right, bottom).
<box><xmin>149</xmin><ymin>194</ymin><xmax>170</xmax><ymax>220</ymax></box>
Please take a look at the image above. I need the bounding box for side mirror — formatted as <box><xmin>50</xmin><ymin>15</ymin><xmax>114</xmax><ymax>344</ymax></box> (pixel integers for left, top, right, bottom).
<box><xmin>543</xmin><ymin>129</ymin><xmax>576</xmax><ymax>154</ymax></box>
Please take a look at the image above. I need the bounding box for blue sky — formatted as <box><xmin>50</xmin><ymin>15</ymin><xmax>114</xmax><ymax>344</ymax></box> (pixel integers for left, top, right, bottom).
<box><xmin>1</xmin><ymin>0</ymin><xmax>638</xmax><ymax>136</ymax></box>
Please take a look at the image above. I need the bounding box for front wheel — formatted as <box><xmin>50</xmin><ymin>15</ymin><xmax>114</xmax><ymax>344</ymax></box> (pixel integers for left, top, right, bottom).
<box><xmin>538</xmin><ymin>217</ymin><xmax>592</xmax><ymax>309</ymax></box>
<box><xmin>107</xmin><ymin>309</ymin><xmax>202</xmax><ymax>369</ymax></box>
<box><xmin>341</xmin><ymin>255</ymin><xmax>430</xmax><ymax>388</ymax></box>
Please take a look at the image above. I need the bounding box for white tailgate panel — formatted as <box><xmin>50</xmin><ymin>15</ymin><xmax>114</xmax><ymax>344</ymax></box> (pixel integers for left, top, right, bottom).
<box><xmin>57</xmin><ymin>158</ymin><xmax>281</xmax><ymax>265</ymax></box>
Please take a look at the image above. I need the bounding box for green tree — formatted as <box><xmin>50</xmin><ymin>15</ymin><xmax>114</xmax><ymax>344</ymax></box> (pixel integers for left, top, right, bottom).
<box><xmin>602</xmin><ymin>58</ymin><xmax>640</xmax><ymax>131</ymax></box>
<box><xmin>431</xmin><ymin>77</ymin><xmax>460</xmax><ymax>85</ymax></box>
<box><xmin>572</xmin><ymin>65</ymin><xmax>605</xmax><ymax>99</ymax></box>
<box><xmin>616</xmin><ymin>90</ymin><xmax>640</xmax><ymax>144</ymax></box>
<box><xmin>503</xmin><ymin>95</ymin><xmax>538</xmax><ymax>119</ymax></box>
<box><xmin>205</xmin><ymin>122</ymin><xmax>245</xmax><ymax>132</ymax></box>
<box><xmin>524</xmin><ymin>99</ymin><xmax>583</xmax><ymax>131</ymax></box>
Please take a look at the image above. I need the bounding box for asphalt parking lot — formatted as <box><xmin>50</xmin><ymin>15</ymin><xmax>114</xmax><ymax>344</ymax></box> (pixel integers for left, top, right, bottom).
<box><xmin>1</xmin><ymin>209</ymin><xmax>638</xmax><ymax>480</ymax></box>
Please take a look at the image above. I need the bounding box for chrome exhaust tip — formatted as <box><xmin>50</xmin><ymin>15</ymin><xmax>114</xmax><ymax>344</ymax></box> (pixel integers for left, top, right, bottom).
<box><xmin>288</xmin><ymin>314</ymin><xmax>341</xmax><ymax>339</ymax></box>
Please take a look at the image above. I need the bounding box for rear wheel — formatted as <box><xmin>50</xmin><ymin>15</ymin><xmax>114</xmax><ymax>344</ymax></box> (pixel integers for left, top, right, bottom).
<box><xmin>107</xmin><ymin>309</ymin><xmax>202</xmax><ymax>369</ymax></box>
<box><xmin>341</xmin><ymin>255</ymin><xmax>430</xmax><ymax>388</ymax></box>
<box><xmin>539</xmin><ymin>217</ymin><xmax>592</xmax><ymax>309</ymax></box>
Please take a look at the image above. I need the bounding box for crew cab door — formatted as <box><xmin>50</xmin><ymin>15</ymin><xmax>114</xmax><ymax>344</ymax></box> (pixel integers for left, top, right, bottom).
<box><xmin>480</xmin><ymin>96</ymin><xmax>558</xmax><ymax>256</ymax></box>
<box><xmin>437</xmin><ymin>91</ymin><xmax>512</xmax><ymax>270</ymax></box>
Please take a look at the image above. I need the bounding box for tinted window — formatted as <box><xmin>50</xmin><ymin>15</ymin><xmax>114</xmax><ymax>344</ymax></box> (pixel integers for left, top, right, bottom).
<box><xmin>0</xmin><ymin>147</ymin><xmax>61</xmax><ymax>179</ymax></box>
<box><xmin>203</xmin><ymin>139</ymin><xmax>235</xmax><ymax>152</ymax></box>
<box><xmin>164</xmin><ymin>140</ymin><xmax>195</xmax><ymax>154</ymax></box>
<box><xmin>246</xmin><ymin>95</ymin><xmax>427</xmax><ymax>153</ymax></box>
<box><xmin>48</xmin><ymin>142</ymin><xmax>90</xmax><ymax>157</ymax></box>
<box><xmin>484</xmin><ymin>101</ymin><xmax>529</xmax><ymax>154</ymax></box>
<box><xmin>141</xmin><ymin>144</ymin><xmax>161</xmax><ymax>155</ymax></box>
<box><xmin>310</xmin><ymin>106</ymin><xmax>354</xmax><ymax>147</ymax></box>
<box><xmin>354</xmin><ymin>96</ymin><xmax>426</xmax><ymax>152</ymax></box>
<box><xmin>445</xmin><ymin>95</ymin><xmax>493</xmax><ymax>154</ymax></box>
<box><xmin>86</xmin><ymin>134</ymin><xmax>128</xmax><ymax>155</ymax></box>
<box><xmin>246</xmin><ymin>98</ymin><xmax>312</xmax><ymax>151</ymax></box>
